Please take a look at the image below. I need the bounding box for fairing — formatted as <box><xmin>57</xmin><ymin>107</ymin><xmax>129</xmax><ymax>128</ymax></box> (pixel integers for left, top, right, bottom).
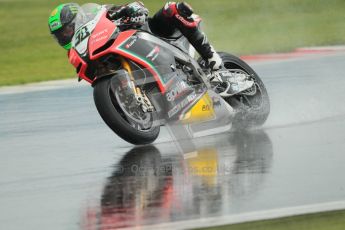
<box><xmin>88</xmin><ymin>12</ymin><xmax>117</xmax><ymax>56</ymax></box>
<box><xmin>68</xmin><ymin>48</ymin><xmax>90</xmax><ymax>83</ymax></box>
<box><xmin>69</xmin><ymin>4</ymin><xmax>192</xmax><ymax>93</ymax></box>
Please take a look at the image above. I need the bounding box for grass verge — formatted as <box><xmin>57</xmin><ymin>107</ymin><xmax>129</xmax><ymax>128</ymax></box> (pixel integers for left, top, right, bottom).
<box><xmin>1</xmin><ymin>0</ymin><xmax>345</xmax><ymax>86</ymax></box>
<box><xmin>196</xmin><ymin>209</ymin><xmax>345</xmax><ymax>230</ymax></box>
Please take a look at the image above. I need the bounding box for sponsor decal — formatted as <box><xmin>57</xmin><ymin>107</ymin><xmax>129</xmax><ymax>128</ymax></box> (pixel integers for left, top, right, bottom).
<box><xmin>90</xmin><ymin>29</ymin><xmax>109</xmax><ymax>45</ymax></box>
<box><xmin>168</xmin><ymin>92</ymin><xmax>197</xmax><ymax>118</ymax></box>
<box><xmin>125</xmin><ymin>36</ymin><xmax>138</xmax><ymax>49</ymax></box>
<box><xmin>175</xmin><ymin>14</ymin><xmax>196</xmax><ymax>27</ymax></box>
<box><xmin>202</xmin><ymin>104</ymin><xmax>211</xmax><ymax>111</ymax></box>
<box><xmin>50</xmin><ymin>21</ymin><xmax>61</xmax><ymax>30</ymax></box>
<box><xmin>90</xmin><ymin>36</ymin><xmax>107</xmax><ymax>45</ymax></box>
<box><xmin>146</xmin><ymin>46</ymin><xmax>160</xmax><ymax>61</ymax></box>
<box><xmin>166</xmin><ymin>81</ymin><xmax>189</xmax><ymax>102</ymax></box>
<box><xmin>91</xmin><ymin>29</ymin><xmax>108</xmax><ymax>39</ymax></box>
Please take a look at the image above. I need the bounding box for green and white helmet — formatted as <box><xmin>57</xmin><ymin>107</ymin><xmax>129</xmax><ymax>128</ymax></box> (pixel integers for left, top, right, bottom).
<box><xmin>48</xmin><ymin>3</ymin><xmax>79</xmax><ymax>50</ymax></box>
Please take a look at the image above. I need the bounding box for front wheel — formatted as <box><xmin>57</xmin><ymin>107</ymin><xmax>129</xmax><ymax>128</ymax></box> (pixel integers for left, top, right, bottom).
<box><xmin>93</xmin><ymin>77</ymin><xmax>160</xmax><ymax>145</ymax></box>
<box><xmin>212</xmin><ymin>52</ymin><xmax>270</xmax><ymax>129</ymax></box>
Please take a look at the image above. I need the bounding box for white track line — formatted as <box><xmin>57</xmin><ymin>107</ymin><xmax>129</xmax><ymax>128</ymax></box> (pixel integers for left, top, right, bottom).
<box><xmin>247</xmin><ymin>50</ymin><xmax>345</xmax><ymax>66</ymax></box>
<box><xmin>1</xmin><ymin>47</ymin><xmax>345</xmax><ymax>95</ymax></box>
<box><xmin>135</xmin><ymin>200</ymin><xmax>345</xmax><ymax>230</ymax></box>
<box><xmin>296</xmin><ymin>45</ymin><xmax>345</xmax><ymax>52</ymax></box>
<box><xmin>0</xmin><ymin>79</ymin><xmax>88</xmax><ymax>95</ymax></box>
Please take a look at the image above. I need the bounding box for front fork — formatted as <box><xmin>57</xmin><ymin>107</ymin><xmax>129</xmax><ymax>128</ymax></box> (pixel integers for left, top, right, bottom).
<box><xmin>120</xmin><ymin>57</ymin><xmax>154</xmax><ymax>112</ymax></box>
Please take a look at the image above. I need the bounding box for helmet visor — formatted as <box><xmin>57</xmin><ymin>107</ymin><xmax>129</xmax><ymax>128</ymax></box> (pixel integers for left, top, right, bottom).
<box><xmin>52</xmin><ymin>23</ymin><xmax>75</xmax><ymax>47</ymax></box>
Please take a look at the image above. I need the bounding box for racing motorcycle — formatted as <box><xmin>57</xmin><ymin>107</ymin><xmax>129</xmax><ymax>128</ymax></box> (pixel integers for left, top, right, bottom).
<box><xmin>69</xmin><ymin>4</ymin><xmax>270</xmax><ymax>145</ymax></box>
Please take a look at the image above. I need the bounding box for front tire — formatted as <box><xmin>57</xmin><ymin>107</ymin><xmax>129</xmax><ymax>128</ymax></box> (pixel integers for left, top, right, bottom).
<box><xmin>93</xmin><ymin>77</ymin><xmax>160</xmax><ymax>145</ymax></box>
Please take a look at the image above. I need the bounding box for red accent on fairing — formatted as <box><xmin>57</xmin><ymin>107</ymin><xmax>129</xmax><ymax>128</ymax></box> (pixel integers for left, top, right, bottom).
<box><xmin>88</xmin><ymin>12</ymin><xmax>117</xmax><ymax>59</ymax></box>
<box><xmin>68</xmin><ymin>48</ymin><xmax>92</xmax><ymax>83</ymax></box>
<box><xmin>70</xmin><ymin>14</ymin><xmax>166</xmax><ymax>92</ymax></box>
<box><xmin>90</xmin><ymin>30</ymin><xmax>137</xmax><ymax>60</ymax></box>
<box><xmin>114</xmin><ymin>30</ymin><xmax>137</xmax><ymax>47</ymax></box>
<box><xmin>90</xmin><ymin>29</ymin><xmax>166</xmax><ymax>93</ymax></box>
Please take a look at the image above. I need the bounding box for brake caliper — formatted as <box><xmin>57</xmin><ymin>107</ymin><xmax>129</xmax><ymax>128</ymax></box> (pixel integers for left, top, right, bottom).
<box><xmin>134</xmin><ymin>88</ymin><xmax>154</xmax><ymax>113</ymax></box>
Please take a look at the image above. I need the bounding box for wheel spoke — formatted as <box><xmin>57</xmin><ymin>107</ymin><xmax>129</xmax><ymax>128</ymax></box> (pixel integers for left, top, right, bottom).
<box><xmin>242</xmin><ymin>95</ymin><xmax>253</xmax><ymax>107</ymax></box>
<box><xmin>113</xmin><ymin>87</ymin><xmax>153</xmax><ymax>132</ymax></box>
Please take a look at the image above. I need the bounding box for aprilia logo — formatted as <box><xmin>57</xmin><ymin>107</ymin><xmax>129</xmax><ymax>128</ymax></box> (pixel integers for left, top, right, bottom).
<box><xmin>146</xmin><ymin>46</ymin><xmax>160</xmax><ymax>61</ymax></box>
<box><xmin>166</xmin><ymin>81</ymin><xmax>189</xmax><ymax>101</ymax></box>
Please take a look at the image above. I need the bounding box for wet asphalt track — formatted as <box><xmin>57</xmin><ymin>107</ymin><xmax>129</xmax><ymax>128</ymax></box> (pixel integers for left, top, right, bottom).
<box><xmin>1</xmin><ymin>53</ymin><xmax>345</xmax><ymax>230</ymax></box>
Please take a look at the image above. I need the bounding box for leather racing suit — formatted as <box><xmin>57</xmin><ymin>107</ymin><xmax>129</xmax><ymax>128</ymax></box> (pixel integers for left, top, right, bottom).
<box><xmin>107</xmin><ymin>1</ymin><xmax>223</xmax><ymax>71</ymax></box>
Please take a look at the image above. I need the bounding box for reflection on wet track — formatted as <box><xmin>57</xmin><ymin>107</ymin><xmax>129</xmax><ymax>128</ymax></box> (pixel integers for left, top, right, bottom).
<box><xmin>84</xmin><ymin>131</ymin><xmax>272</xmax><ymax>229</ymax></box>
<box><xmin>1</xmin><ymin>53</ymin><xmax>345</xmax><ymax>230</ymax></box>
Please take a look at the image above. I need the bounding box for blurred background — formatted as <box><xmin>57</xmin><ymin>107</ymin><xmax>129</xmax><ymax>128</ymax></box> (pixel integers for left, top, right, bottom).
<box><xmin>1</xmin><ymin>1</ymin><xmax>345</xmax><ymax>229</ymax></box>
<box><xmin>0</xmin><ymin>0</ymin><xmax>344</xmax><ymax>86</ymax></box>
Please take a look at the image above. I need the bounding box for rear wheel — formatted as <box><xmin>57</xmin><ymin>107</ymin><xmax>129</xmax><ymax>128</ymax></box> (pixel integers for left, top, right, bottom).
<box><xmin>220</xmin><ymin>52</ymin><xmax>270</xmax><ymax>129</ymax></box>
<box><xmin>93</xmin><ymin>76</ymin><xmax>160</xmax><ymax>145</ymax></box>
<box><xmin>200</xmin><ymin>52</ymin><xmax>270</xmax><ymax>129</ymax></box>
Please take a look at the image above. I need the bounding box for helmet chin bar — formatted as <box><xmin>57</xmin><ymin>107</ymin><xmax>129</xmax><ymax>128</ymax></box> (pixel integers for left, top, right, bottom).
<box><xmin>52</xmin><ymin>23</ymin><xmax>75</xmax><ymax>49</ymax></box>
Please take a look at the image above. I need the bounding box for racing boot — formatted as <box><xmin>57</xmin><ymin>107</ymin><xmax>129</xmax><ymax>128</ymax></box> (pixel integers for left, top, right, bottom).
<box><xmin>152</xmin><ymin>2</ymin><xmax>224</xmax><ymax>73</ymax></box>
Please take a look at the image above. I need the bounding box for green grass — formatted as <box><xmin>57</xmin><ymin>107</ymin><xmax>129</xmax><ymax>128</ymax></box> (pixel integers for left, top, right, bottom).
<box><xmin>196</xmin><ymin>210</ymin><xmax>345</xmax><ymax>230</ymax></box>
<box><xmin>1</xmin><ymin>0</ymin><xmax>345</xmax><ymax>86</ymax></box>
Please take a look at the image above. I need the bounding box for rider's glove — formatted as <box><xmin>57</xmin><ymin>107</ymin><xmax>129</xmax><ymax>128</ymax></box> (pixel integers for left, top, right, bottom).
<box><xmin>208</xmin><ymin>46</ymin><xmax>223</xmax><ymax>71</ymax></box>
<box><xmin>108</xmin><ymin>2</ymin><xmax>148</xmax><ymax>29</ymax></box>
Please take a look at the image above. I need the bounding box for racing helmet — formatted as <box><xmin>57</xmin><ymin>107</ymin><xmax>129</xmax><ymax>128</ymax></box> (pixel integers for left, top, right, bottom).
<box><xmin>48</xmin><ymin>3</ymin><xmax>79</xmax><ymax>50</ymax></box>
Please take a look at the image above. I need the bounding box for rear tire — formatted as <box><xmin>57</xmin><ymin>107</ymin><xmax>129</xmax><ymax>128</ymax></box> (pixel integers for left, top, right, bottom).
<box><xmin>93</xmin><ymin>77</ymin><xmax>160</xmax><ymax>145</ymax></box>
<box><xmin>219</xmin><ymin>52</ymin><xmax>270</xmax><ymax>129</ymax></box>
<box><xmin>199</xmin><ymin>52</ymin><xmax>270</xmax><ymax>129</ymax></box>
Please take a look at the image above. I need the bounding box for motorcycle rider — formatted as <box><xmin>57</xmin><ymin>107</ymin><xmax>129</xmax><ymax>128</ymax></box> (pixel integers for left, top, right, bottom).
<box><xmin>48</xmin><ymin>1</ymin><xmax>223</xmax><ymax>72</ymax></box>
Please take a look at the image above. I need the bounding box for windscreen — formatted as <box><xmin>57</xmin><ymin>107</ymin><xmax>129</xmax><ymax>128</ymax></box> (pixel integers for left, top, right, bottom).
<box><xmin>74</xmin><ymin>3</ymin><xmax>102</xmax><ymax>31</ymax></box>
